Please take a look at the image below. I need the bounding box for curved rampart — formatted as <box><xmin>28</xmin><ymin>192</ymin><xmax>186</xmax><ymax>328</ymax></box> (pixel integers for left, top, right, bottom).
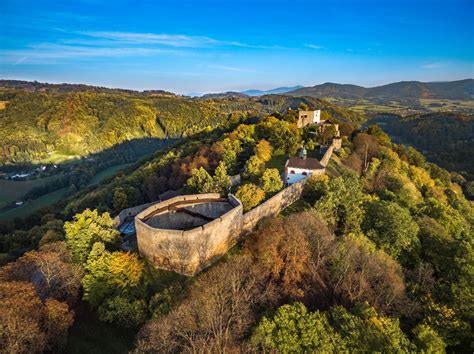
<box><xmin>135</xmin><ymin>194</ymin><xmax>243</xmax><ymax>276</ymax></box>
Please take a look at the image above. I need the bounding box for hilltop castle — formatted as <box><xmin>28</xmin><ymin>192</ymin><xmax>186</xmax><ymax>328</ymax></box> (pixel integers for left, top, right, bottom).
<box><xmin>114</xmin><ymin>109</ymin><xmax>342</xmax><ymax>276</ymax></box>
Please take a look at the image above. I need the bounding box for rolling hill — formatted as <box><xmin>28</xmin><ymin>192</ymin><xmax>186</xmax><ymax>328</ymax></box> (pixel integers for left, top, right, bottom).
<box><xmin>0</xmin><ymin>81</ymin><xmax>363</xmax><ymax>164</ymax></box>
<box><xmin>287</xmin><ymin>79</ymin><xmax>474</xmax><ymax>102</ymax></box>
<box><xmin>368</xmin><ymin>112</ymin><xmax>474</xmax><ymax>179</ymax></box>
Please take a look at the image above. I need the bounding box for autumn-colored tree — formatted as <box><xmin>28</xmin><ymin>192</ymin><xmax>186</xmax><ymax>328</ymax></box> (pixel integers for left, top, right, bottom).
<box><xmin>245</xmin><ymin>216</ymin><xmax>311</xmax><ymax>299</ymax></box>
<box><xmin>0</xmin><ymin>281</ymin><xmax>74</xmax><ymax>353</ymax></box>
<box><xmin>352</xmin><ymin>133</ymin><xmax>381</xmax><ymax>173</ymax></box>
<box><xmin>82</xmin><ymin>243</ymin><xmax>145</xmax><ymax>307</ymax></box>
<box><xmin>65</xmin><ymin>209</ymin><xmax>120</xmax><ymax>264</ymax></box>
<box><xmin>254</xmin><ymin>139</ymin><xmax>272</xmax><ymax>162</ymax></box>
<box><xmin>260</xmin><ymin>168</ymin><xmax>283</xmax><ymax>194</ymax></box>
<box><xmin>136</xmin><ymin>256</ymin><xmax>264</xmax><ymax>352</ymax></box>
<box><xmin>329</xmin><ymin>235</ymin><xmax>408</xmax><ymax>313</ymax></box>
<box><xmin>235</xmin><ymin>183</ymin><xmax>265</xmax><ymax>212</ymax></box>
<box><xmin>0</xmin><ymin>281</ymin><xmax>45</xmax><ymax>353</ymax></box>
<box><xmin>0</xmin><ymin>242</ymin><xmax>83</xmax><ymax>305</ymax></box>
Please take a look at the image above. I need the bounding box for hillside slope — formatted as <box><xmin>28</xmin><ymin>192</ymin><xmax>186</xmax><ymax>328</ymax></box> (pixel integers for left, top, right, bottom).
<box><xmin>368</xmin><ymin>112</ymin><xmax>474</xmax><ymax>179</ymax></box>
<box><xmin>0</xmin><ymin>85</ymin><xmax>363</xmax><ymax>164</ymax></box>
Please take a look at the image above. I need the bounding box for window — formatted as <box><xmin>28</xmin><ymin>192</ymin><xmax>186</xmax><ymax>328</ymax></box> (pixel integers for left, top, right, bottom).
<box><xmin>290</xmin><ymin>170</ymin><xmax>295</xmax><ymax>174</ymax></box>
<box><xmin>302</xmin><ymin>172</ymin><xmax>307</xmax><ymax>176</ymax></box>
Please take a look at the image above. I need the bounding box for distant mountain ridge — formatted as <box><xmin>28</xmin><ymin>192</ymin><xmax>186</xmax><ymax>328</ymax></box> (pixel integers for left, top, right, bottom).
<box><xmin>287</xmin><ymin>79</ymin><xmax>474</xmax><ymax>101</ymax></box>
<box><xmin>240</xmin><ymin>85</ymin><xmax>304</xmax><ymax>96</ymax></box>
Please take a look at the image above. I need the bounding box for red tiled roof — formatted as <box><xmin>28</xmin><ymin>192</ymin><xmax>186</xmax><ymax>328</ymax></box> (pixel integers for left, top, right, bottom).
<box><xmin>287</xmin><ymin>156</ymin><xmax>324</xmax><ymax>170</ymax></box>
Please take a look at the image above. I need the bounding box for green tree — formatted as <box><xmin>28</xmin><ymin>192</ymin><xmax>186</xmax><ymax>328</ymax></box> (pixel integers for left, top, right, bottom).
<box><xmin>299</xmin><ymin>102</ymin><xmax>309</xmax><ymax>110</ymax></box>
<box><xmin>235</xmin><ymin>183</ymin><xmax>265</xmax><ymax>211</ymax></box>
<box><xmin>244</xmin><ymin>155</ymin><xmax>265</xmax><ymax>181</ymax></box>
<box><xmin>257</xmin><ymin>116</ymin><xmax>301</xmax><ymax>155</ymax></box>
<box><xmin>64</xmin><ymin>209</ymin><xmax>120</xmax><ymax>264</ymax></box>
<box><xmin>260</xmin><ymin>168</ymin><xmax>283</xmax><ymax>194</ymax></box>
<box><xmin>315</xmin><ymin>170</ymin><xmax>366</xmax><ymax>234</ymax></box>
<box><xmin>212</xmin><ymin>161</ymin><xmax>231</xmax><ymax>195</ymax></box>
<box><xmin>186</xmin><ymin>167</ymin><xmax>213</xmax><ymax>193</ymax></box>
<box><xmin>112</xmin><ymin>188</ymin><xmax>128</xmax><ymax>211</ymax></box>
<box><xmin>98</xmin><ymin>296</ymin><xmax>148</xmax><ymax>327</ymax></box>
<box><xmin>329</xmin><ymin>303</ymin><xmax>412</xmax><ymax>352</ymax></box>
<box><xmin>363</xmin><ymin>200</ymin><xmax>420</xmax><ymax>258</ymax></box>
<box><xmin>412</xmin><ymin>324</ymin><xmax>446</xmax><ymax>353</ymax></box>
<box><xmin>251</xmin><ymin>302</ymin><xmax>345</xmax><ymax>353</ymax></box>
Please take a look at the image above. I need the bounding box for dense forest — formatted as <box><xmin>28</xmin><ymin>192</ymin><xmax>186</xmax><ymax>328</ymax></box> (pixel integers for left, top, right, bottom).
<box><xmin>368</xmin><ymin>113</ymin><xmax>474</xmax><ymax>181</ymax></box>
<box><xmin>0</xmin><ymin>107</ymin><xmax>472</xmax><ymax>352</ymax></box>
<box><xmin>0</xmin><ymin>82</ymin><xmax>362</xmax><ymax>164</ymax></box>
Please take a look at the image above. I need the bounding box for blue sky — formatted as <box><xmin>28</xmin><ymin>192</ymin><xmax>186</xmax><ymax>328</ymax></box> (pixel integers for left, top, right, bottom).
<box><xmin>1</xmin><ymin>0</ymin><xmax>473</xmax><ymax>94</ymax></box>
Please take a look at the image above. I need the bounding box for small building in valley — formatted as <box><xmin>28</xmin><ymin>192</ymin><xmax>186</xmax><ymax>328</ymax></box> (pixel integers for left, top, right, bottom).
<box><xmin>284</xmin><ymin>148</ymin><xmax>325</xmax><ymax>185</ymax></box>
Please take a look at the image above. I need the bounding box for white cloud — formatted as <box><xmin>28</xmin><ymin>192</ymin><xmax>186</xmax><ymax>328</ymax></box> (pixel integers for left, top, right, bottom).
<box><xmin>77</xmin><ymin>31</ymin><xmax>278</xmax><ymax>49</ymax></box>
<box><xmin>306</xmin><ymin>44</ymin><xmax>323</xmax><ymax>49</ymax></box>
<box><xmin>0</xmin><ymin>44</ymin><xmax>192</xmax><ymax>64</ymax></box>
<box><xmin>78</xmin><ymin>31</ymin><xmax>221</xmax><ymax>48</ymax></box>
<box><xmin>421</xmin><ymin>62</ymin><xmax>448</xmax><ymax>69</ymax></box>
<box><xmin>207</xmin><ymin>64</ymin><xmax>261</xmax><ymax>73</ymax></box>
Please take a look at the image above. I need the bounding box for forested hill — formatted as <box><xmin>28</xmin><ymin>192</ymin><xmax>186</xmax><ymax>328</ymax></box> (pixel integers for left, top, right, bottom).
<box><xmin>0</xmin><ymin>79</ymin><xmax>174</xmax><ymax>95</ymax></box>
<box><xmin>287</xmin><ymin>79</ymin><xmax>474</xmax><ymax>102</ymax></box>
<box><xmin>0</xmin><ymin>86</ymin><xmax>363</xmax><ymax>164</ymax></box>
<box><xmin>368</xmin><ymin>112</ymin><xmax>474</xmax><ymax>180</ymax></box>
<box><xmin>1</xmin><ymin>111</ymin><xmax>472</xmax><ymax>353</ymax></box>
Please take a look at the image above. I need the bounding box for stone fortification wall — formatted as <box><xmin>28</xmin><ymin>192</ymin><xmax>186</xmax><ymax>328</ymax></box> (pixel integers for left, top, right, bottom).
<box><xmin>134</xmin><ymin>138</ymin><xmax>341</xmax><ymax>276</ymax></box>
<box><xmin>320</xmin><ymin>138</ymin><xmax>341</xmax><ymax>167</ymax></box>
<box><xmin>135</xmin><ymin>194</ymin><xmax>243</xmax><ymax>276</ymax></box>
<box><xmin>113</xmin><ymin>202</ymin><xmax>155</xmax><ymax>228</ymax></box>
<box><xmin>242</xmin><ymin>179</ymin><xmax>306</xmax><ymax>234</ymax></box>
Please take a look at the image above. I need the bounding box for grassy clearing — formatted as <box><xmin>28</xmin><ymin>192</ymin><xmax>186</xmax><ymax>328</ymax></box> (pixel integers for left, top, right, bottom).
<box><xmin>0</xmin><ymin>187</ymin><xmax>70</xmax><ymax>220</ymax></box>
<box><xmin>39</xmin><ymin>151</ymin><xmax>82</xmax><ymax>164</ymax></box>
<box><xmin>0</xmin><ymin>175</ymin><xmax>63</xmax><ymax>209</ymax></box>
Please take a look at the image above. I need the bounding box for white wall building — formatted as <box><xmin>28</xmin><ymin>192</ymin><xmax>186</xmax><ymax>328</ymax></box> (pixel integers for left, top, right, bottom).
<box><xmin>284</xmin><ymin>149</ymin><xmax>325</xmax><ymax>185</ymax></box>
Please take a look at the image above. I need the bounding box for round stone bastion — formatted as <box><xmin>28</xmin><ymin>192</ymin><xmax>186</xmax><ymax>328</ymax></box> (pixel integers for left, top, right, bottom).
<box><xmin>135</xmin><ymin>193</ymin><xmax>243</xmax><ymax>276</ymax></box>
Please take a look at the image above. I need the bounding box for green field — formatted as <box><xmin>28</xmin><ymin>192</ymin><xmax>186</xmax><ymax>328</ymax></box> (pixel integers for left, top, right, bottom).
<box><xmin>39</xmin><ymin>151</ymin><xmax>82</xmax><ymax>164</ymax></box>
<box><xmin>0</xmin><ymin>162</ymin><xmax>137</xmax><ymax>220</ymax></box>
<box><xmin>0</xmin><ymin>187</ymin><xmax>71</xmax><ymax>220</ymax></box>
<box><xmin>0</xmin><ymin>175</ymin><xmax>63</xmax><ymax>209</ymax></box>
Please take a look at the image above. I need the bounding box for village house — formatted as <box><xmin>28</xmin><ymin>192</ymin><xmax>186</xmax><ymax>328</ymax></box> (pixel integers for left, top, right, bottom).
<box><xmin>284</xmin><ymin>147</ymin><xmax>325</xmax><ymax>185</ymax></box>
